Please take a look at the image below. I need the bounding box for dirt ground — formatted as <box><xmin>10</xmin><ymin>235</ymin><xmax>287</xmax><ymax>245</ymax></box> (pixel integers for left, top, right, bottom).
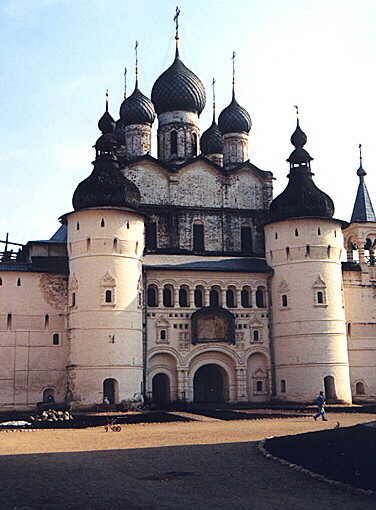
<box><xmin>1</xmin><ymin>411</ymin><xmax>375</xmax><ymax>510</ymax></box>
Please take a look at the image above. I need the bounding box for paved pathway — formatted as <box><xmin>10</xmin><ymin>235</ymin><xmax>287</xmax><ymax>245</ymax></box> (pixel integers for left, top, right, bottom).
<box><xmin>0</xmin><ymin>412</ymin><xmax>375</xmax><ymax>509</ymax></box>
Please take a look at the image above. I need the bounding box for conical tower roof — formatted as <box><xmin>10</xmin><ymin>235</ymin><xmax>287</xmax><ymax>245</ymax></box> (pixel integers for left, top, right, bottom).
<box><xmin>350</xmin><ymin>145</ymin><xmax>376</xmax><ymax>222</ymax></box>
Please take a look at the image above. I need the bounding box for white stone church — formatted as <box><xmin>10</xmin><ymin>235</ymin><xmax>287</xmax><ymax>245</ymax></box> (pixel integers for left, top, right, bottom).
<box><xmin>1</xmin><ymin>27</ymin><xmax>376</xmax><ymax>410</ymax></box>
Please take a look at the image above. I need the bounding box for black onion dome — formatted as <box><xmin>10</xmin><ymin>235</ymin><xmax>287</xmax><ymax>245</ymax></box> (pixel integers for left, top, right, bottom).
<box><xmin>200</xmin><ymin>120</ymin><xmax>223</xmax><ymax>155</ymax></box>
<box><xmin>269</xmin><ymin>173</ymin><xmax>334</xmax><ymax>222</ymax></box>
<box><xmin>98</xmin><ymin>111</ymin><xmax>115</xmax><ymax>134</ymax></box>
<box><xmin>73</xmin><ymin>135</ymin><xmax>140</xmax><ymax>211</ymax></box>
<box><xmin>218</xmin><ymin>93</ymin><xmax>252</xmax><ymax>135</ymax></box>
<box><xmin>269</xmin><ymin>120</ymin><xmax>334</xmax><ymax>222</ymax></box>
<box><xmin>119</xmin><ymin>85</ymin><xmax>155</xmax><ymax>126</ymax></box>
<box><xmin>151</xmin><ymin>50</ymin><xmax>206</xmax><ymax>115</ymax></box>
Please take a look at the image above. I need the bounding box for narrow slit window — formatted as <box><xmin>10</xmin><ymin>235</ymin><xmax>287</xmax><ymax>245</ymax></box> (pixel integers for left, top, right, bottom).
<box><xmin>45</xmin><ymin>314</ymin><xmax>49</xmax><ymax>329</ymax></box>
<box><xmin>113</xmin><ymin>238</ymin><xmax>118</xmax><ymax>251</ymax></box>
<box><xmin>72</xmin><ymin>292</ymin><xmax>76</xmax><ymax>307</ymax></box>
<box><xmin>317</xmin><ymin>291</ymin><xmax>324</xmax><ymax>304</ymax></box>
<box><xmin>105</xmin><ymin>290</ymin><xmax>112</xmax><ymax>303</ymax></box>
<box><xmin>101</xmin><ymin>218</ymin><xmax>105</xmax><ymax>227</ymax></box>
<box><xmin>253</xmin><ymin>330</ymin><xmax>259</xmax><ymax>342</ymax></box>
<box><xmin>295</xmin><ymin>229</ymin><xmax>298</xmax><ymax>237</ymax></box>
<box><xmin>76</xmin><ymin>222</ymin><xmax>80</xmax><ymax>231</ymax></box>
<box><xmin>282</xmin><ymin>294</ymin><xmax>288</xmax><ymax>307</ymax></box>
<box><xmin>7</xmin><ymin>313</ymin><xmax>12</xmax><ymax>330</ymax></box>
<box><xmin>281</xmin><ymin>380</ymin><xmax>286</xmax><ymax>393</ymax></box>
<box><xmin>86</xmin><ymin>238</ymin><xmax>91</xmax><ymax>251</ymax></box>
<box><xmin>160</xmin><ymin>330</ymin><xmax>167</xmax><ymax>341</ymax></box>
<box><xmin>52</xmin><ymin>333</ymin><xmax>59</xmax><ymax>345</ymax></box>
<box><xmin>306</xmin><ymin>245</ymin><xmax>310</xmax><ymax>256</ymax></box>
<box><xmin>318</xmin><ymin>227</ymin><xmax>321</xmax><ymax>235</ymax></box>
<box><xmin>17</xmin><ymin>278</ymin><xmax>21</xmax><ymax>286</ymax></box>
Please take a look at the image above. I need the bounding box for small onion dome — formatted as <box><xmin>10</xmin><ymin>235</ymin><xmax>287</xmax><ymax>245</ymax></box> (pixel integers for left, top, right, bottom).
<box><xmin>72</xmin><ymin>155</ymin><xmax>140</xmax><ymax>211</ymax></box>
<box><xmin>218</xmin><ymin>93</ymin><xmax>252</xmax><ymax>135</ymax></box>
<box><xmin>151</xmin><ymin>50</ymin><xmax>206</xmax><ymax>116</ymax></box>
<box><xmin>119</xmin><ymin>85</ymin><xmax>155</xmax><ymax>126</ymax></box>
<box><xmin>287</xmin><ymin>120</ymin><xmax>313</xmax><ymax>165</ymax></box>
<box><xmin>200</xmin><ymin>120</ymin><xmax>223</xmax><ymax>155</ymax></box>
<box><xmin>98</xmin><ymin>110</ymin><xmax>115</xmax><ymax>134</ymax></box>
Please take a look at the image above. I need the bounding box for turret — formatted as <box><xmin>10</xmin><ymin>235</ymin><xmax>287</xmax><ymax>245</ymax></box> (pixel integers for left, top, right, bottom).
<box><xmin>200</xmin><ymin>78</ymin><xmax>223</xmax><ymax>166</ymax></box>
<box><xmin>264</xmin><ymin>113</ymin><xmax>352</xmax><ymax>403</ymax></box>
<box><xmin>218</xmin><ymin>52</ymin><xmax>251</xmax><ymax>168</ymax></box>
<box><xmin>151</xmin><ymin>10</ymin><xmax>206</xmax><ymax>163</ymax></box>
<box><xmin>117</xmin><ymin>43</ymin><xmax>155</xmax><ymax>160</ymax></box>
<box><xmin>63</xmin><ymin>103</ymin><xmax>145</xmax><ymax>408</ymax></box>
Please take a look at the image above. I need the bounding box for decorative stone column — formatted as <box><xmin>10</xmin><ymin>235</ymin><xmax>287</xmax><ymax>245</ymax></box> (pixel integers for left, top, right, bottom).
<box><xmin>174</xmin><ymin>287</ymin><xmax>180</xmax><ymax>308</ymax></box>
<box><xmin>189</xmin><ymin>288</ymin><xmax>195</xmax><ymax>308</ymax></box>
<box><xmin>204</xmin><ymin>287</ymin><xmax>210</xmax><ymax>307</ymax></box>
<box><xmin>158</xmin><ymin>287</ymin><xmax>163</xmax><ymax>308</ymax></box>
<box><xmin>221</xmin><ymin>288</ymin><xmax>227</xmax><ymax>307</ymax></box>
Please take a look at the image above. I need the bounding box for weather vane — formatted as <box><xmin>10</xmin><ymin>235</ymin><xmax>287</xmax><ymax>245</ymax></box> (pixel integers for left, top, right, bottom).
<box><xmin>123</xmin><ymin>66</ymin><xmax>127</xmax><ymax>99</ymax></box>
<box><xmin>174</xmin><ymin>6</ymin><xmax>181</xmax><ymax>48</ymax></box>
<box><xmin>232</xmin><ymin>51</ymin><xmax>236</xmax><ymax>93</ymax></box>
<box><xmin>212</xmin><ymin>77</ymin><xmax>216</xmax><ymax>121</ymax></box>
<box><xmin>135</xmin><ymin>40</ymin><xmax>139</xmax><ymax>85</ymax></box>
<box><xmin>293</xmin><ymin>105</ymin><xmax>299</xmax><ymax>117</ymax></box>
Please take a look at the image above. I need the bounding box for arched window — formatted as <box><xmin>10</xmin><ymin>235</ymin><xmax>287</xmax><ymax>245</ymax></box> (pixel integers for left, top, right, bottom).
<box><xmin>171</xmin><ymin>130</ymin><xmax>178</xmax><ymax>155</ymax></box>
<box><xmin>105</xmin><ymin>290</ymin><xmax>112</xmax><ymax>303</ymax></box>
<box><xmin>44</xmin><ymin>314</ymin><xmax>49</xmax><ymax>329</ymax></box>
<box><xmin>179</xmin><ymin>286</ymin><xmax>189</xmax><ymax>307</ymax></box>
<box><xmin>76</xmin><ymin>222</ymin><xmax>80</xmax><ymax>231</ymax></box>
<box><xmin>317</xmin><ymin>291</ymin><xmax>324</xmax><ymax>304</ymax></box>
<box><xmin>163</xmin><ymin>285</ymin><xmax>174</xmax><ymax>307</ymax></box>
<box><xmin>192</xmin><ymin>132</ymin><xmax>198</xmax><ymax>155</ymax></box>
<box><xmin>209</xmin><ymin>287</ymin><xmax>220</xmax><ymax>307</ymax></box>
<box><xmin>226</xmin><ymin>288</ymin><xmax>236</xmax><ymax>308</ymax></box>
<box><xmin>71</xmin><ymin>292</ymin><xmax>76</xmax><ymax>307</ymax></box>
<box><xmin>355</xmin><ymin>381</ymin><xmax>365</xmax><ymax>395</ymax></box>
<box><xmin>241</xmin><ymin>286</ymin><xmax>251</xmax><ymax>308</ymax></box>
<box><xmin>52</xmin><ymin>333</ymin><xmax>59</xmax><ymax>345</ymax></box>
<box><xmin>256</xmin><ymin>286</ymin><xmax>265</xmax><ymax>308</ymax></box>
<box><xmin>281</xmin><ymin>294</ymin><xmax>288</xmax><ymax>307</ymax></box>
<box><xmin>281</xmin><ymin>380</ymin><xmax>286</xmax><ymax>393</ymax></box>
<box><xmin>101</xmin><ymin>218</ymin><xmax>105</xmax><ymax>227</ymax></box>
<box><xmin>160</xmin><ymin>330</ymin><xmax>167</xmax><ymax>341</ymax></box>
<box><xmin>147</xmin><ymin>285</ymin><xmax>158</xmax><ymax>307</ymax></box>
<box><xmin>194</xmin><ymin>286</ymin><xmax>203</xmax><ymax>308</ymax></box>
<box><xmin>253</xmin><ymin>330</ymin><xmax>260</xmax><ymax>342</ymax></box>
<box><xmin>193</xmin><ymin>223</ymin><xmax>205</xmax><ymax>252</ymax></box>
<box><xmin>17</xmin><ymin>278</ymin><xmax>21</xmax><ymax>286</ymax></box>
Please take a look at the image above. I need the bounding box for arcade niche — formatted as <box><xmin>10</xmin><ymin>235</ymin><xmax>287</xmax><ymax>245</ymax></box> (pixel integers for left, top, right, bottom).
<box><xmin>191</xmin><ymin>307</ymin><xmax>235</xmax><ymax>345</ymax></box>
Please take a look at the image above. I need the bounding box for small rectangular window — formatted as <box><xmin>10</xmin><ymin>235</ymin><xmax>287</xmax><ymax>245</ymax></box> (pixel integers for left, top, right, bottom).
<box><xmin>241</xmin><ymin>227</ymin><xmax>253</xmax><ymax>254</ymax></box>
<box><xmin>281</xmin><ymin>380</ymin><xmax>286</xmax><ymax>393</ymax></box>
<box><xmin>146</xmin><ymin>223</ymin><xmax>157</xmax><ymax>250</ymax></box>
<box><xmin>105</xmin><ymin>290</ymin><xmax>112</xmax><ymax>303</ymax></box>
<box><xmin>256</xmin><ymin>381</ymin><xmax>263</xmax><ymax>392</ymax></box>
<box><xmin>193</xmin><ymin>224</ymin><xmax>205</xmax><ymax>251</ymax></box>
<box><xmin>282</xmin><ymin>294</ymin><xmax>288</xmax><ymax>307</ymax></box>
<box><xmin>53</xmin><ymin>333</ymin><xmax>59</xmax><ymax>345</ymax></box>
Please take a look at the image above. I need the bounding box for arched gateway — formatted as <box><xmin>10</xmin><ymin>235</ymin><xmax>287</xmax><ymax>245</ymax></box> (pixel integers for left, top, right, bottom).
<box><xmin>152</xmin><ymin>373</ymin><xmax>170</xmax><ymax>407</ymax></box>
<box><xmin>193</xmin><ymin>364</ymin><xmax>227</xmax><ymax>403</ymax></box>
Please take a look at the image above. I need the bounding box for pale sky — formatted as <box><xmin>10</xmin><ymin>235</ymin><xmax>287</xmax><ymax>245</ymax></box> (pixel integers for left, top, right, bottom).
<box><xmin>1</xmin><ymin>0</ymin><xmax>376</xmax><ymax>244</ymax></box>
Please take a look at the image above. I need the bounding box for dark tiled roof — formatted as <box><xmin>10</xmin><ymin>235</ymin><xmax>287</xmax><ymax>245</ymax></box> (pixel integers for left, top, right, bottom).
<box><xmin>218</xmin><ymin>93</ymin><xmax>251</xmax><ymax>135</ymax></box>
<box><xmin>119</xmin><ymin>85</ymin><xmax>155</xmax><ymax>126</ymax></box>
<box><xmin>144</xmin><ymin>256</ymin><xmax>272</xmax><ymax>273</ymax></box>
<box><xmin>50</xmin><ymin>225</ymin><xmax>67</xmax><ymax>242</ymax></box>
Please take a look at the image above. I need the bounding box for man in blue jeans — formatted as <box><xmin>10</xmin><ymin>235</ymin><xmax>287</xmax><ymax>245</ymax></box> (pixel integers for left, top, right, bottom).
<box><xmin>313</xmin><ymin>391</ymin><xmax>328</xmax><ymax>421</ymax></box>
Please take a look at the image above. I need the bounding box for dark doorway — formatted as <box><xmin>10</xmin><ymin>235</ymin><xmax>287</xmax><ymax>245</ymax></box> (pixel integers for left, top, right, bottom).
<box><xmin>324</xmin><ymin>375</ymin><xmax>337</xmax><ymax>401</ymax></box>
<box><xmin>193</xmin><ymin>364</ymin><xmax>225</xmax><ymax>403</ymax></box>
<box><xmin>103</xmin><ymin>378</ymin><xmax>117</xmax><ymax>404</ymax></box>
<box><xmin>152</xmin><ymin>373</ymin><xmax>170</xmax><ymax>408</ymax></box>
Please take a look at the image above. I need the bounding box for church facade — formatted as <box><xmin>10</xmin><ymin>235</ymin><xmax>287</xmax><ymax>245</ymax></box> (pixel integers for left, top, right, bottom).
<box><xmin>1</xmin><ymin>33</ymin><xmax>376</xmax><ymax>410</ymax></box>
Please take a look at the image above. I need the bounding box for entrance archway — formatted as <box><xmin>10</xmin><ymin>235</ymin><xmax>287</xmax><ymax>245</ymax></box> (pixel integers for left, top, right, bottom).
<box><xmin>193</xmin><ymin>364</ymin><xmax>226</xmax><ymax>403</ymax></box>
<box><xmin>103</xmin><ymin>378</ymin><xmax>117</xmax><ymax>404</ymax></box>
<box><xmin>152</xmin><ymin>373</ymin><xmax>170</xmax><ymax>408</ymax></box>
<box><xmin>324</xmin><ymin>375</ymin><xmax>337</xmax><ymax>401</ymax></box>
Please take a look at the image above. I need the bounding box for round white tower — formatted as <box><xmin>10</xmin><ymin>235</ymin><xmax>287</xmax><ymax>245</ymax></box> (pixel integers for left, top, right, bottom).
<box><xmin>265</xmin><ymin>119</ymin><xmax>352</xmax><ymax>403</ymax></box>
<box><xmin>63</xmin><ymin>120</ymin><xmax>145</xmax><ymax>409</ymax></box>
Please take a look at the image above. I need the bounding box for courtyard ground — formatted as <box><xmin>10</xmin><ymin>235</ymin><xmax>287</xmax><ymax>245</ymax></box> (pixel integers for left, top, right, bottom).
<box><xmin>0</xmin><ymin>410</ymin><xmax>375</xmax><ymax>510</ymax></box>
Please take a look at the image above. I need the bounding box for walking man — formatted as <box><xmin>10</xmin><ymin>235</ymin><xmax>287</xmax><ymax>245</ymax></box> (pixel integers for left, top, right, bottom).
<box><xmin>313</xmin><ymin>391</ymin><xmax>328</xmax><ymax>421</ymax></box>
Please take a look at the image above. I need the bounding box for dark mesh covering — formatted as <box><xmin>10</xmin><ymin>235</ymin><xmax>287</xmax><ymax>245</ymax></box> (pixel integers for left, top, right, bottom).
<box><xmin>72</xmin><ymin>157</ymin><xmax>140</xmax><ymax>211</ymax></box>
<box><xmin>200</xmin><ymin>120</ymin><xmax>223</xmax><ymax>155</ymax></box>
<box><xmin>218</xmin><ymin>93</ymin><xmax>252</xmax><ymax>135</ymax></box>
<box><xmin>119</xmin><ymin>85</ymin><xmax>155</xmax><ymax>126</ymax></box>
<box><xmin>72</xmin><ymin>134</ymin><xmax>140</xmax><ymax>211</ymax></box>
<box><xmin>98</xmin><ymin>111</ymin><xmax>115</xmax><ymax>134</ymax></box>
<box><xmin>270</xmin><ymin>119</ymin><xmax>334</xmax><ymax>222</ymax></box>
<box><xmin>151</xmin><ymin>50</ymin><xmax>206</xmax><ymax>116</ymax></box>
